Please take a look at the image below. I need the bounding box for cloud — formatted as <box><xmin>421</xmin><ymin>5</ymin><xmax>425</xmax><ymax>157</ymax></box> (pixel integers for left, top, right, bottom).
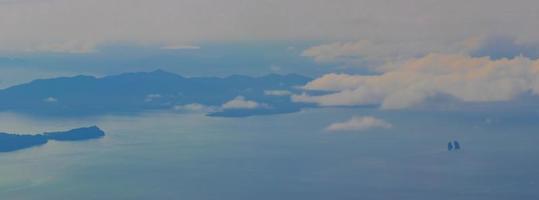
<box><xmin>43</xmin><ymin>97</ymin><xmax>58</xmax><ymax>103</ymax></box>
<box><xmin>302</xmin><ymin>36</ymin><xmax>539</xmax><ymax>72</ymax></box>
<box><xmin>222</xmin><ymin>96</ymin><xmax>266</xmax><ymax>109</ymax></box>
<box><xmin>472</xmin><ymin>35</ymin><xmax>539</xmax><ymax>59</ymax></box>
<box><xmin>264</xmin><ymin>90</ymin><xmax>292</xmax><ymax>96</ymax></box>
<box><xmin>173</xmin><ymin>103</ymin><xmax>217</xmax><ymax>112</ymax></box>
<box><xmin>294</xmin><ymin>53</ymin><xmax>539</xmax><ymax>109</ymax></box>
<box><xmin>326</xmin><ymin>116</ymin><xmax>392</xmax><ymax>132</ymax></box>
<box><xmin>302</xmin><ymin>40</ymin><xmax>416</xmax><ymax>70</ymax></box>
<box><xmin>302</xmin><ymin>38</ymin><xmax>481</xmax><ymax>72</ymax></box>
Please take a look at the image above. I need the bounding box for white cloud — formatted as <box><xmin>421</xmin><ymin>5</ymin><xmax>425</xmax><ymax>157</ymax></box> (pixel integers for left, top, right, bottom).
<box><xmin>302</xmin><ymin>40</ymin><xmax>411</xmax><ymax>70</ymax></box>
<box><xmin>43</xmin><ymin>97</ymin><xmax>58</xmax><ymax>103</ymax></box>
<box><xmin>222</xmin><ymin>96</ymin><xmax>265</xmax><ymax>109</ymax></box>
<box><xmin>326</xmin><ymin>116</ymin><xmax>392</xmax><ymax>132</ymax></box>
<box><xmin>294</xmin><ymin>53</ymin><xmax>539</xmax><ymax>109</ymax></box>
<box><xmin>173</xmin><ymin>103</ymin><xmax>217</xmax><ymax>112</ymax></box>
<box><xmin>264</xmin><ymin>90</ymin><xmax>292</xmax><ymax>96</ymax></box>
<box><xmin>302</xmin><ymin>38</ymin><xmax>482</xmax><ymax>71</ymax></box>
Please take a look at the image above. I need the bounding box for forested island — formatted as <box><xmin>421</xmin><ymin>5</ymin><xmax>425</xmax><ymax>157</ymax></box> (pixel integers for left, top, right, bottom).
<box><xmin>0</xmin><ymin>126</ymin><xmax>105</xmax><ymax>152</ymax></box>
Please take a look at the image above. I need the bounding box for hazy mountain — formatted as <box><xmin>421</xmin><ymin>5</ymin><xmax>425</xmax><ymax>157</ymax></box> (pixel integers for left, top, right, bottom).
<box><xmin>0</xmin><ymin>70</ymin><xmax>312</xmax><ymax>117</ymax></box>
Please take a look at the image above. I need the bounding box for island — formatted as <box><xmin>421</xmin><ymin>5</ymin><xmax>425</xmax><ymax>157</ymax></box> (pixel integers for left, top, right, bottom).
<box><xmin>0</xmin><ymin>70</ymin><xmax>312</xmax><ymax>118</ymax></box>
<box><xmin>0</xmin><ymin>126</ymin><xmax>105</xmax><ymax>152</ymax></box>
<box><xmin>44</xmin><ymin>126</ymin><xmax>105</xmax><ymax>141</ymax></box>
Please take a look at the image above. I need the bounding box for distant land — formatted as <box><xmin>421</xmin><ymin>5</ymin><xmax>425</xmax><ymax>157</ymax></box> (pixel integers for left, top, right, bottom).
<box><xmin>0</xmin><ymin>126</ymin><xmax>105</xmax><ymax>152</ymax></box>
<box><xmin>0</xmin><ymin>70</ymin><xmax>314</xmax><ymax>117</ymax></box>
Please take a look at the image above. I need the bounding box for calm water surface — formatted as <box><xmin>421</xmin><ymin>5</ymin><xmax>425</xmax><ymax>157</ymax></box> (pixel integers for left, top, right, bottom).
<box><xmin>0</xmin><ymin>108</ymin><xmax>538</xmax><ymax>200</ymax></box>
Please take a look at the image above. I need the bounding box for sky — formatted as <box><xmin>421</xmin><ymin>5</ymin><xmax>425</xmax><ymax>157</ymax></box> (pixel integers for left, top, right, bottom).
<box><xmin>0</xmin><ymin>0</ymin><xmax>538</xmax><ymax>51</ymax></box>
<box><xmin>1</xmin><ymin>0</ymin><xmax>539</xmax><ymax>114</ymax></box>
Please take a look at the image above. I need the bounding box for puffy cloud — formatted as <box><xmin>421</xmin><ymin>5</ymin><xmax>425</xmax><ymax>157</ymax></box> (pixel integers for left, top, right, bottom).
<box><xmin>173</xmin><ymin>103</ymin><xmax>217</xmax><ymax>112</ymax></box>
<box><xmin>302</xmin><ymin>40</ymin><xmax>420</xmax><ymax>70</ymax></box>
<box><xmin>302</xmin><ymin>38</ymin><xmax>482</xmax><ymax>71</ymax></box>
<box><xmin>43</xmin><ymin>97</ymin><xmax>58</xmax><ymax>103</ymax></box>
<box><xmin>301</xmin><ymin>36</ymin><xmax>539</xmax><ymax>72</ymax></box>
<box><xmin>326</xmin><ymin>116</ymin><xmax>392</xmax><ymax>132</ymax></box>
<box><xmin>294</xmin><ymin>53</ymin><xmax>539</xmax><ymax>109</ymax></box>
<box><xmin>264</xmin><ymin>90</ymin><xmax>292</xmax><ymax>96</ymax></box>
<box><xmin>222</xmin><ymin>96</ymin><xmax>266</xmax><ymax>109</ymax></box>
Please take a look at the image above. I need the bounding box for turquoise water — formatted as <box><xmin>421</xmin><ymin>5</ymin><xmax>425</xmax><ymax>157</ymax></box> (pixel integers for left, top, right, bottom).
<box><xmin>0</xmin><ymin>108</ymin><xmax>538</xmax><ymax>199</ymax></box>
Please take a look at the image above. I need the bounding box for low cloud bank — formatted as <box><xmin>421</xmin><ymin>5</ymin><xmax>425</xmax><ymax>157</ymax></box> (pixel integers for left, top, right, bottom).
<box><xmin>326</xmin><ymin>116</ymin><xmax>392</xmax><ymax>132</ymax></box>
<box><xmin>294</xmin><ymin>53</ymin><xmax>539</xmax><ymax>109</ymax></box>
<box><xmin>173</xmin><ymin>103</ymin><xmax>218</xmax><ymax>113</ymax></box>
<box><xmin>222</xmin><ymin>96</ymin><xmax>266</xmax><ymax>109</ymax></box>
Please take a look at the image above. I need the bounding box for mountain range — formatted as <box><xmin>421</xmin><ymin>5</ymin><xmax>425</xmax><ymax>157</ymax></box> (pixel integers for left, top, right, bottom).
<box><xmin>0</xmin><ymin>70</ymin><xmax>313</xmax><ymax>117</ymax></box>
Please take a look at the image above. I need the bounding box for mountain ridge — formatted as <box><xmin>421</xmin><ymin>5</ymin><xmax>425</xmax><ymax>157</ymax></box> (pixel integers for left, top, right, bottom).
<box><xmin>0</xmin><ymin>70</ymin><xmax>313</xmax><ymax>117</ymax></box>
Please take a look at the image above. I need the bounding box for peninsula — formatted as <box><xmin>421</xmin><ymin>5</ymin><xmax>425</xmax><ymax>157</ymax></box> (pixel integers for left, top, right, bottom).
<box><xmin>0</xmin><ymin>126</ymin><xmax>105</xmax><ymax>152</ymax></box>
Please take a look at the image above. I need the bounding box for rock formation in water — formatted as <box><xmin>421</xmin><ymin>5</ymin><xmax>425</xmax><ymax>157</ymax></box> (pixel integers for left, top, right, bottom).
<box><xmin>448</xmin><ymin>140</ymin><xmax>461</xmax><ymax>151</ymax></box>
<box><xmin>453</xmin><ymin>141</ymin><xmax>461</xmax><ymax>150</ymax></box>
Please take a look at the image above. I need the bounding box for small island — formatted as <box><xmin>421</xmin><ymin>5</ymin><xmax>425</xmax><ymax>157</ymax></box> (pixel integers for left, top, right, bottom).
<box><xmin>0</xmin><ymin>126</ymin><xmax>105</xmax><ymax>152</ymax></box>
